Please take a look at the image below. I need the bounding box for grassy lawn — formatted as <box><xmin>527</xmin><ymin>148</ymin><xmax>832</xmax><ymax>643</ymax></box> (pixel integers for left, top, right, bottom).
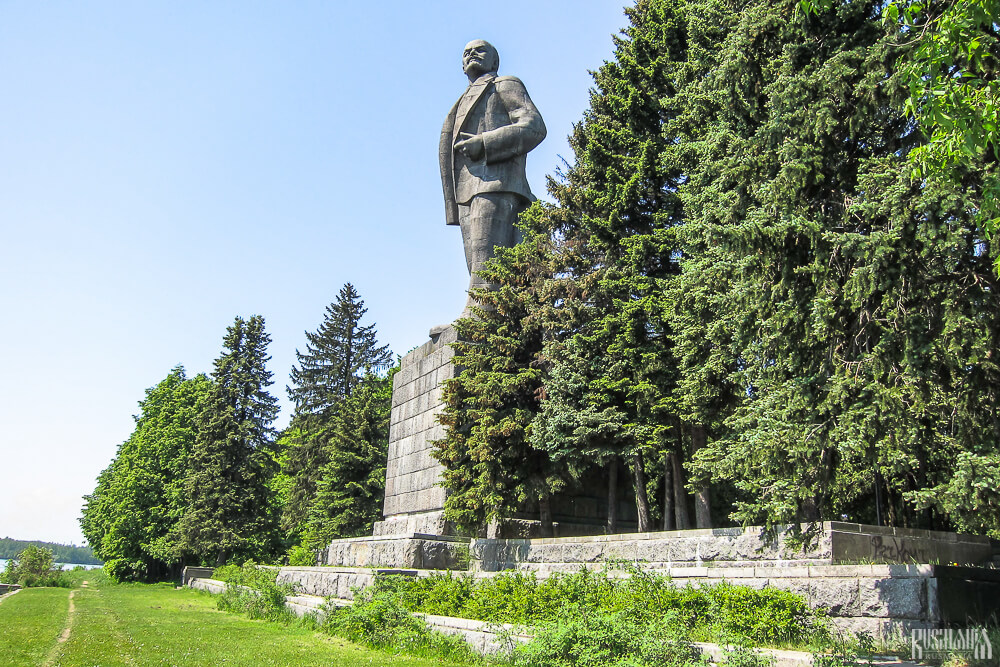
<box><xmin>0</xmin><ymin>572</ymin><xmax>469</xmax><ymax>666</ymax></box>
<box><xmin>0</xmin><ymin>587</ymin><xmax>71</xmax><ymax>665</ymax></box>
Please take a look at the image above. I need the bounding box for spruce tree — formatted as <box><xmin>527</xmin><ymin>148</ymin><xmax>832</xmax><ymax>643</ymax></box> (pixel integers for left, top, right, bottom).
<box><xmin>435</xmin><ymin>209</ymin><xmax>563</xmax><ymax>535</ymax></box>
<box><xmin>300</xmin><ymin>371</ymin><xmax>393</xmax><ymax>546</ymax></box>
<box><xmin>287</xmin><ymin>283</ymin><xmax>392</xmax><ymax>416</ymax></box>
<box><xmin>673</xmin><ymin>0</ymin><xmax>1000</xmax><ymax>532</ymax></box>
<box><xmin>527</xmin><ymin>0</ymin><xmax>692</xmax><ymax>531</ymax></box>
<box><xmin>436</xmin><ymin>0</ymin><xmax>714</xmax><ymax>533</ymax></box>
<box><xmin>280</xmin><ymin>284</ymin><xmax>392</xmax><ymax>543</ymax></box>
<box><xmin>176</xmin><ymin>315</ymin><xmax>280</xmax><ymax>565</ymax></box>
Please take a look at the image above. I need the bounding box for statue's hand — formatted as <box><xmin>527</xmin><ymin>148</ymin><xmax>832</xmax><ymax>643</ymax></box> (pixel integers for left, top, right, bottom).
<box><xmin>455</xmin><ymin>132</ymin><xmax>485</xmax><ymax>161</ymax></box>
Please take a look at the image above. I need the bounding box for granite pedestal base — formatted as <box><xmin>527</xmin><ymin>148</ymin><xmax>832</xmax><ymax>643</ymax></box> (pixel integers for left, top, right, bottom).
<box><xmin>373</xmin><ymin>326</ymin><xmax>457</xmax><ymax>537</ymax></box>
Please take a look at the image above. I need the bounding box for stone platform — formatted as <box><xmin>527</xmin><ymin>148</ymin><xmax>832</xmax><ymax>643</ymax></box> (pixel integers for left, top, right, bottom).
<box><xmin>319</xmin><ymin>533</ymin><xmax>470</xmax><ymax>570</ymax></box>
<box><xmin>470</xmin><ymin>522</ymin><xmax>997</xmax><ymax>573</ymax></box>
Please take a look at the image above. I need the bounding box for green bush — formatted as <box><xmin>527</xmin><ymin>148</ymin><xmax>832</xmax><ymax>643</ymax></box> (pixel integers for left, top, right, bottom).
<box><xmin>706</xmin><ymin>582</ymin><xmax>821</xmax><ymax>644</ymax></box>
<box><xmin>103</xmin><ymin>558</ymin><xmax>150</xmax><ymax>583</ymax></box>
<box><xmin>510</xmin><ymin>611</ymin><xmax>705</xmax><ymax>667</ymax></box>
<box><xmin>286</xmin><ymin>545</ymin><xmax>317</xmax><ymax>566</ymax></box>
<box><xmin>0</xmin><ymin>546</ymin><xmax>69</xmax><ymax>588</ymax></box>
<box><xmin>213</xmin><ymin>562</ymin><xmax>295</xmax><ymax>623</ymax></box>
<box><xmin>373</xmin><ymin>564</ymin><xmax>826</xmax><ymax>647</ymax></box>
<box><xmin>321</xmin><ymin>583</ymin><xmax>478</xmax><ymax>663</ymax></box>
<box><xmin>718</xmin><ymin>646</ymin><xmax>774</xmax><ymax>667</ymax></box>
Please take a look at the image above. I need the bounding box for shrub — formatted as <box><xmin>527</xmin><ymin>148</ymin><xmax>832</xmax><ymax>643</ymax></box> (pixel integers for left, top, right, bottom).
<box><xmin>214</xmin><ymin>562</ymin><xmax>295</xmax><ymax>623</ymax></box>
<box><xmin>705</xmin><ymin>582</ymin><xmax>825</xmax><ymax>645</ymax></box>
<box><xmin>0</xmin><ymin>546</ymin><xmax>69</xmax><ymax>588</ymax></box>
<box><xmin>370</xmin><ymin>564</ymin><xmax>826</xmax><ymax>648</ymax></box>
<box><xmin>719</xmin><ymin>646</ymin><xmax>773</xmax><ymax>667</ymax></box>
<box><xmin>510</xmin><ymin>611</ymin><xmax>705</xmax><ymax>667</ymax></box>
<box><xmin>287</xmin><ymin>545</ymin><xmax>317</xmax><ymax>566</ymax></box>
<box><xmin>321</xmin><ymin>583</ymin><xmax>478</xmax><ymax>663</ymax></box>
<box><xmin>103</xmin><ymin>558</ymin><xmax>150</xmax><ymax>583</ymax></box>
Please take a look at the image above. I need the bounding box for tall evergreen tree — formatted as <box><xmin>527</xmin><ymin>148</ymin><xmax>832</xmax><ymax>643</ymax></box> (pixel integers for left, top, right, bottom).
<box><xmin>436</xmin><ymin>0</ymin><xmax>714</xmax><ymax>534</ymax></box>
<box><xmin>673</xmin><ymin>0</ymin><xmax>1000</xmax><ymax>533</ymax></box>
<box><xmin>435</xmin><ymin>210</ymin><xmax>563</xmax><ymax>535</ymax></box>
<box><xmin>176</xmin><ymin>315</ymin><xmax>280</xmax><ymax>565</ymax></box>
<box><xmin>287</xmin><ymin>283</ymin><xmax>392</xmax><ymax>416</ymax></box>
<box><xmin>300</xmin><ymin>370</ymin><xmax>394</xmax><ymax>546</ymax></box>
<box><xmin>434</xmin><ymin>0</ymin><xmax>1000</xmax><ymax>539</ymax></box>
<box><xmin>527</xmin><ymin>0</ymin><xmax>693</xmax><ymax>531</ymax></box>
<box><xmin>80</xmin><ymin>366</ymin><xmax>211</xmax><ymax>581</ymax></box>
<box><xmin>280</xmin><ymin>284</ymin><xmax>392</xmax><ymax>543</ymax></box>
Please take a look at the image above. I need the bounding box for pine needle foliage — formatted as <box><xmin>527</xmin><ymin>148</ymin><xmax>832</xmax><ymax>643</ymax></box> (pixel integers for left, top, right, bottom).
<box><xmin>280</xmin><ymin>283</ymin><xmax>393</xmax><ymax>544</ymax></box>
<box><xmin>435</xmin><ymin>206</ymin><xmax>561</xmax><ymax>534</ymax></box>
<box><xmin>301</xmin><ymin>370</ymin><xmax>394</xmax><ymax>546</ymax></box>
<box><xmin>176</xmin><ymin>315</ymin><xmax>281</xmax><ymax>565</ymax></box>
<box><xmin>287</xmin><ymin>282</ymin><xmax>392</xmax><ymax>417</ymax></box>
<box><xmin>436</xmin><ymin>0</ymin><xmax>700</xmax><ymax>533</ymax></box>
<box><xmin>435</xmin><ymin>0</ymin><xmax>1000</xmax><ymax>537</ymax></box>
<box><xmin>528</xmin><ymin>0</ymin><xmax>692</xmax><ymax>531</ymax></box>
<box><xmin>672</xmin><ymin>0</ymin><xmax>1000</xmax><ymax>532</ymax></box>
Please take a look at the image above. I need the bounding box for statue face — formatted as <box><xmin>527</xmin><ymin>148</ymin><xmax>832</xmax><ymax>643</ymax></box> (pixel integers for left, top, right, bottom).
<box><xmin>462</xmin><ymin>40</ymin><xmax>498</xmax><ymax>79</ymax></box>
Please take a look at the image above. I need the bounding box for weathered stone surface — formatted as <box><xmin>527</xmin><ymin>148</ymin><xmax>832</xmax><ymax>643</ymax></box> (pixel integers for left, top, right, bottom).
<box><xmin>808</xmin><ymin>578</ymin><xmax>861</xmax><ymax>616</ymax></box>
<box><xmin>419</xmin><ymin>613</ymin><xmax>532</xmax><ymax>655</ymax></box>
<box><xmin>380</xmin><ymin>325</ymin><xmax>458</xmax><ymax>534</ymax></box>
<box><xmin>275</xmin><ymin>567</ymin><xmax>376</xmax><ymax>600</ymax></box>
<box><xmin>764</xmin><ymin>578</ymin><xmax>813</xmax><ymax>602</ymax></box>
<box><xmin>830</xmin><ymin>525</ymin><xmax>993</xmax><ymax>565</ymax></box>
<box><xmin>470</xmin><ymin>523</ymin><xmax>994</xmax><ymax>573</ymax></box>
<box><xmin>858</xmin><ymin>576</ymin><xmax>928</xmax><ymax>619</ymax></box>
<box><xmin>188</xmin><ymin>578</ymin><xmax>226</xmax><ymax>594</ymax></box>
<box><xmin>320</xmin><ymin>534</ymin><xmax>470</xmax><ymax>570</ymax></box>
<box><xmin>181</xmin><ymin>566</ymin><xmax>215</xmax><ymax>585</ymax></box>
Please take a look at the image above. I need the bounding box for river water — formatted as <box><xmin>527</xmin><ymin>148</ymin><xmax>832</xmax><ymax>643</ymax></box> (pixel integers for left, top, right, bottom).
<box><xmin>0</xmin><ymin>558</ymin><xmax>102</xmax><ymax>571</ymax></box>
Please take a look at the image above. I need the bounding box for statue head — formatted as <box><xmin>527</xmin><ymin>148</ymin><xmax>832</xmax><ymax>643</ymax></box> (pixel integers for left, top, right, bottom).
<box><xmin>462</xmin><ymin>40</ymin><xmax>499</xmax><ymax>80</ymax></box>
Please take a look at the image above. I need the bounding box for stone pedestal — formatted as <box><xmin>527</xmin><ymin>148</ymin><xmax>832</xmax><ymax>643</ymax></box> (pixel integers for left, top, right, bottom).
<box><xmin>373</xmin><ymin>326</ymin><xmax>457</xmax><ymax>537</ymax></box>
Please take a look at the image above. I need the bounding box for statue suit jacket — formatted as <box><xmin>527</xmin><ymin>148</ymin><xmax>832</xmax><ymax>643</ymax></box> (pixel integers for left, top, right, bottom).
<box><xmin>439</xmin><ymin>72</ymin><xmax>546</xmax><ymax>226</ymax></box>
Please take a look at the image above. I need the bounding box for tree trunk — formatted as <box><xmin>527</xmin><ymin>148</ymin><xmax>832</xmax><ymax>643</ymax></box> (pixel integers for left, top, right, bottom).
<box><xmin>606</xmin><ymin>456</ymin><xmax>619</xmax><ymax>534</ymax></box>
<box><xmin>691</xmin><ymin>425</ymin><xmax>712</xmax><ymax>529</ymax></box>
<box><xmin>631</xmin><ymin>452</ymin><xmax>652</xmax><ymax>532</ymax></box>
<box><xmin>670</xmin><ymin>452</ymin><xmax>690</xmax><ymax>530</ymax></box>
<box><xmin>538</xmin><ymin>491</ymin><xmax>554</xmax><ymax>538</ymax></box>
<box><xmin>662</xmin><ymin>452</ymin><xmax>675</xmax><ymax>531</ymax></box>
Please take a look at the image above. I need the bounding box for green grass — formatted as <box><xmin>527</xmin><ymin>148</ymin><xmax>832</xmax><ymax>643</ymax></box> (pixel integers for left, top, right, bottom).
<box><xmin>0</xmin><ymin>570</ymin><xmax>469</xmax><ymax>666</ymax></box>
<box><xmin>0</xmin><ymin>587</ymin><xmax>71</xmax><ymax>665</ymax></box>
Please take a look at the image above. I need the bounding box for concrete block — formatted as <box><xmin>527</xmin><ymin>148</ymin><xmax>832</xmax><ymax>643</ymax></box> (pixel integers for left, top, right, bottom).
<box><xmin>753</xmin><ymin>566</ymin><xmax>812</xmax><ymax>579</ymax></box>
<box><xmin>887</xmin><ymin>564</ymin><xmax>933</xmax><ymax>577</ymax></box>
<box><xmin>562</xmin><ymin>542</ymin><xmax>607</xmax><ymax>564</ymax></box>
<box><xmin>712</xmin><ymin>567</ymin><xmax>757</xmax><ymax>579</ymax></box>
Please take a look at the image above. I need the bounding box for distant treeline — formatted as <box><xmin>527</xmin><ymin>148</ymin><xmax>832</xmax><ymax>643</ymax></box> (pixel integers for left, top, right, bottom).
<box><xmin>0</xmin><ymin>537</ymin><xmax>101</xmax><ymax>565</ymax></box>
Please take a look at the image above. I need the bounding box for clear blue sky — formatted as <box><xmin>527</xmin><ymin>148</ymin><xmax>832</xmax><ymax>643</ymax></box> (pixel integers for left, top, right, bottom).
<box><xmin>0</xmin><ymin>2</ymin><xmax>630</xmax><ymax>545</ymax></box>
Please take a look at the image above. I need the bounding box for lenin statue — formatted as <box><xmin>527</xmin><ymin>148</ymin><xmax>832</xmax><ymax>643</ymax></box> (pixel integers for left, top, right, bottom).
<box><xmin>439</xmin><ymin>39</ymin><xmax>546</xmax><ymax>320</ymax></box>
